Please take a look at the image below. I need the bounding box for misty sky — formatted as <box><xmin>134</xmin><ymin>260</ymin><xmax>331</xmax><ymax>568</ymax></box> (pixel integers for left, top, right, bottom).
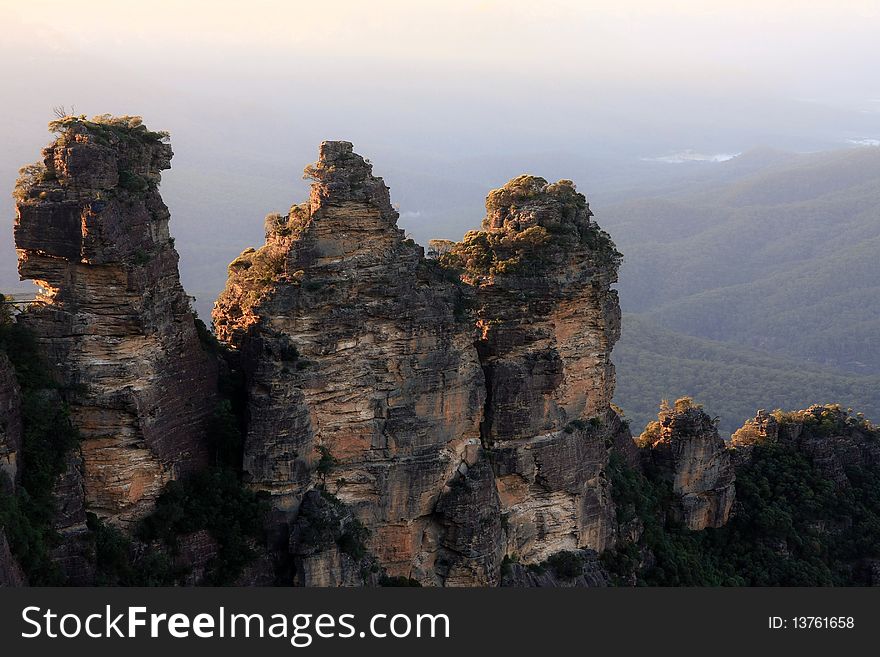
<box><xmin>2</xmin><ymin>0</ymin><xmax>879</xmax><ymax>308</ymax></box>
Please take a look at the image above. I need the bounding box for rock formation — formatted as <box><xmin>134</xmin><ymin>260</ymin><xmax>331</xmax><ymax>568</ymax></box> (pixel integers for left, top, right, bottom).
<box><xmin>214</xmin><ymin>141</ymin><xmax>493</xmax><ymax>585</ymax></box>
<box><xmin>732</xmin><ymin>405</ymin><xmax>880</xmax><ymax>486</ymax></box>
<box><xmin>214</xmin><ymin>145</ymin><xmax>630</xmax><ymax>582</ymax></box>
<box><xmin>639</xmin><ymin>398</ymin><xmax>735</xmax><ymax>530</ymax></box>
<box><xmin>443</xmin><ymin>175</ymin><xmax>629</xmax><ymax>561</ymax></box>
<box><xmin>13</xmin><ymin>115</ymin><xmax>217</xmax><ymax>525</ymax></box>
<box><xmin>0</xmin><ymin>354</ymin><xmax>21</xmax><ymax>488</ymax></box>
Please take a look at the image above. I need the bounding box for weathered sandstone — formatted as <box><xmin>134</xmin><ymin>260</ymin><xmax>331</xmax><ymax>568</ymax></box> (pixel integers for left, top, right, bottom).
<box><xmin>13</xmin><ymin>116</ymin><xmax>217</xmax><ymax>525</ymax></box>
<box><xmin>639</xmin><ymin>399</ymin><xmax>735</xmax><ymax>530</ymax></box>
<box><xmin>214</xmin><ymin>141</ymin><xmax>491</xmax><ymax>585</ymax></box>
<box><xmin>443</xmin><ymin>175</ymin><xmax>626</xmax><ymax>561</ymax></box>
<box><xmin>214</xmin><ymin>146</ymin><xmax>630</xmax><ymax>582</ymax></box>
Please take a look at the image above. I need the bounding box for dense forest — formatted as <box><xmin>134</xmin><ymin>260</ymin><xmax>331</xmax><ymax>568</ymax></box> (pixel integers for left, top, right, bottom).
<box><xmin>602</xmin><ymin>407</ymin><xmax>880</xmax><ymax>586</ymax></box>
<box><xmin>614</xmin><ymin>315</ymin><xmax>880</xmax><ymax>436</ymax></box>
<box><xmin>600</xmin><ymin>147</ymin><xmax>880</xmax><ymax>375</ymax></box>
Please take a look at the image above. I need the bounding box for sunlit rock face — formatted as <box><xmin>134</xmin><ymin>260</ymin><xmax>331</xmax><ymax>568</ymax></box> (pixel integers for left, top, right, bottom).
<box><xmin>639</xmin><ymin>400</ymin><xmax>735</xmax><ymax>530</ymax></box>
<box><xmin>214</xmin><ymin>141</ymin><xmax>494</xmax><ymax>585</ymax></box>
<box><xmin>214</xmin><ymin>144</ymin><xmax>632</xmax><ymax>584</ymax></box>
<box><xmin>732</xmin><ymin>405</ymin><xmax>880</xmax><ymax>486</ymax></box>
<box><xmin>13</xmin><ymin>116</ymin><xmax>217</xmax><ymax>526</ymax></box>
<box><xmin>443</xmin><ymin>175</ymin><xmax>628</xmax><ymax>561</ymax></box>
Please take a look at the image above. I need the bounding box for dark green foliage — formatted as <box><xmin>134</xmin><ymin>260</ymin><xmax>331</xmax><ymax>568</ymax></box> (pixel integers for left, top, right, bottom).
<box><xmin>0</xmin><ymin>319</ymin><xmax>79</xmax><ymax>584</ymax></box>
<box><xmin>207</xmin><ymin>400</ymin><xmax>243</xmax><ymax>470</ymax></box>
<box><xmin>131</xmin><ymin>248</ymin><xmax>151</xmax><ymax>265</ymax></box>
<box><xmin>194</xmin><ymin>316</ymin><xmax>247</xmax><ymax>470</ymax></box>
<box><xmin>614</xmin><ymin>314</ymin><xmax>880</xmax><ymax>435</ymax></box>
<box><xmin>194</xmin><ymin>317</ymin><xmax>221</xmax><ymax>353</ymax></box>
<box><xmin>603</xmin><ymin>451</ymin><xmax>726</xmax><ymax>586</ymax></box>
<box><xmin>379</xmin><ymin>575</ymin><xmax>422</xmax><ymax>587</ymax></box>
<box><xmin>316</xmin><ymin>445</ymin><xmax>337</xmax><ymax>478</ymax></box>
<box><xmin>136</xmin><ymin>469</ymin><xmax>270</xmax><ymax>585</ymax></box>
<box><xmin>320</xmin><ymin>492</ymin><xmax>370</xmax><ymax>561</ymax></box>
<box><xmin>563</xmin><ymin>417</ymin><xmax>602</xmax><ymax>434</ymax></box>
<box><xmin>119</xmin><ymin>170</ymin><xmax>150</xmax><ymax>194</ymax></box>
<box><xmin>543</xmin><ymin>551</ymin><xmax>585</xmax><ymax>580</ymax></box>
<box><xmin>604</xmin><ymin>427</ymin><xmax>880</xmax><ymax>586</ymax></box>
<box><xmin>87</xmin><ymin>513</ymin><xmax>181</xmax><ymax>586</ymax></box>
<box><xmin>296</xmin><ymin>491</ymin><xmax>371</xmax><ymax>563</ymax></box>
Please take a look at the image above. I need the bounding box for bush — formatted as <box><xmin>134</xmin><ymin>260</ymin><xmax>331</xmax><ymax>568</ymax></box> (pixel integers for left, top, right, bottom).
<box><xmin>0</xmin><ymin>320</ymin><xmax>80</xmax><ymax>584</ymax></box>
<box><xmin>379</xmin><ymin>575</ymin><xmax>422</xmax><ymax>587</ymax></box>
<box><xmin>136</xmin><ymin>468</ymin><xmax>270</xmax><ymax>585</ymax></box>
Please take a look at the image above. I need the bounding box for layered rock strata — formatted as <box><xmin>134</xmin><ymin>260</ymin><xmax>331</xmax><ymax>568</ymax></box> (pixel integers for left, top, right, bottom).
<box><xmin>214</xmin><ymin>142</ymin><xmax>492</xmax><ymax>585</ymax></box>
<box><xmin>732</xmin><ymin>405</ymin><xmax>880</xmax><ymax>486</ymax></box>
<box><xmin>639</xmin><ymin>400</ymin><xmax>735</xmax><ymax>530</ymax></box>
<box><xmin>214</xmin><ymin>145</ymin><xmax>629</xmax><ymax>582</ymax></box>
<box><xmin>13</xmin><ymin>116</ymin><xmax>217</xmax><ymax>524</ymax></box>
<box><xmin>443</xmin><ymin>175</ymin><xmax>626</xmax><ymax>561</ymax></box>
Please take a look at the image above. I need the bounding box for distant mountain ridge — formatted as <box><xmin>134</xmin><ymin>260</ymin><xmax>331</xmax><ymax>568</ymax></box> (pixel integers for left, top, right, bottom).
<box><xmin>599</xmin><ymin>146</ymin><xmax>880</xmax><ymax>373</ymax></box>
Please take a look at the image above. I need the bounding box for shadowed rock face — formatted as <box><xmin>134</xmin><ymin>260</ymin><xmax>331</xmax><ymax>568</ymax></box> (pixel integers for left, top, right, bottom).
<box><xmin>214</xmin><ymin>141</ymin><xmax>493</xmax><ymax>585</ymax></box>
<box><xmin>0</xmin><ymin>354</ymin><xmax>22</xmax><ymax>488</ymax></box>
<box><xmin>214</xmin><ymin>145</ymin><xmax>629</xmax><ymax>583</ymax></box>
<box><xmin>0</xmin><ymin>529</ymin><xmax>25</xmax><ymax>586</ymax></box>
<box><xmin>732</xmin><ymin>405</ymin><xmax>880</xmax><ymax>485</ymax></box>
<box><xmin>640</xmin><ymin>402</ymin><xmax>735</xmax><ymax>530</ymax></box>
<box><xmin>13</xmin><ymin>116</ymin><xmax>217</xmax><ymax>525</ymax></box>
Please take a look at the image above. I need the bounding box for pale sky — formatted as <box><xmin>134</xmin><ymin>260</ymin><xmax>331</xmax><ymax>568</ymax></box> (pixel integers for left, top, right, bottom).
<box><xmin>1</xmin><ymin>0</ymin><xmax>879</xmax><ymax>302</ymax></box>
<box><xmin>2</xmin><ymin>0</ymin><xmax>880</xmax><ymax>99</ymax></box>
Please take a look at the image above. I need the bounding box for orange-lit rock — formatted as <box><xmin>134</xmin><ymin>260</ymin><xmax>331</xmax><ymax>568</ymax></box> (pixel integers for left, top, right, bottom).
<box><xmin>13</xmin><ymin>116</ymin><xmax>217</xmax><ymax>525</ymax></box>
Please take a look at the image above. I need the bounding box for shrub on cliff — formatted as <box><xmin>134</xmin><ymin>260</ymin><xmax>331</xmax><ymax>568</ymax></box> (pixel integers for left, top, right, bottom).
<box><xmin>48</xmin><ymin>114</ymin><xmax>169</xmax><ymax>145</ymax></box>
<box><xmin>0</xmin><ymin>319</ymin><xmax>80</xmax><ymax>584</ymax></box>
<box><xmin>605</xmin><ymin>410</ymin><xmax>880</xmax><ymax>585</ymax></box>
<box><xmin>136</xmin><ymin>468</ymin><xmax>270</xmax><ymax>585</ymax></box>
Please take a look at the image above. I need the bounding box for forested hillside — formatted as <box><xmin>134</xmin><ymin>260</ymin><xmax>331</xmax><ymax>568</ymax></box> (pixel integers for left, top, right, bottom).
<box><xmin>600</xmin><ymin>147</ymin><xmax>880</xmax><ymax>373</ymax></box>
<box><xmin>613</xmin><ymin>315</ymin><xmax>880</xmax><ymax>435</ymax></box>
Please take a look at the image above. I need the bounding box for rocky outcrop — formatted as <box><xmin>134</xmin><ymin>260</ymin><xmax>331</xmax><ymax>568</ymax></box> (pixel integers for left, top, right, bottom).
<box><xmin>732</xmin><ymin>405</ymin><xmax>880</xmax><ymax>486</ymax></box>
<box><xmin>213</xmin><ymin>145</ymin><xmax>630</xmax><ymax>583</ymax></box>
<box><xmin>639</xmin><ymin>399</ymin><xmax>735</xmax><ymax>530</ymax></box>
<box><xmin>0</xmin><ymin>354</ymin><xmax>22</xmax><ymax>488</ymax></box>
<box><xmin>214</xmin><ymin>142</ymin><xmax>490</xmax><ymax>585</ymax></box>
<box><xmin>289</xmin><ymin>490</ymin><xmax>381</xmax><ymax>587</ymax></box>
<box><xmin>13</xmin><ymin>115</ymin><xmax>217</xmax><ymax>525</ymax></box>
<box><xmin>501</xmin><ymin>549</ymin><xmax>610</xmax><ymax>587</ymax></box>
<box><xmin>443</xmin><ymin>175</ymin><xmax>626</xmax><ymax>561</ymax></box>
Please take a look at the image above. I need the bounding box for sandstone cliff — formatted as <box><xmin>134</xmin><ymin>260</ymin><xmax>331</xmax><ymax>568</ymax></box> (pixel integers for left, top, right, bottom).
<box><xmin>214</xmin><ymin>142</ymin><xmax>493</xmax><ymax>585</ymax></box>
<box><xmin>213</xmin><ymin>144</ymin><xmax>630</xmax><ymax>583</ymax></box>
<box><xmin>442</xmin><ymin>175</ymin><xmax>629</xmax><ymax>561</ymax></box>
<box><xmin>638</xmin><ymin>398</ymin><xmax>735</xmax><ymax>530</ymax></box>
<box><xmin>732</xmin><ymin>405</ymin><xmax>880</xmax><ymax>486</ymax></box>
<box><xmin>13</xmin><ymin>115</ymin><xmax>217</xmax><ymax>525</ymax></box>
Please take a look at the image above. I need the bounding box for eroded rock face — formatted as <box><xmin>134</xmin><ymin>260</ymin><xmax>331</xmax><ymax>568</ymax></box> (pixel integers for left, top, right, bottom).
<box><xmin>213</xmin><ymin>145</ymin><xmax>632</xmax><ymax>583</ymax></box>
<box><xmin>639</xmin><ymin>401</ymin><xmax>735</xmax><ymax>530</ymax></box>
<box><xmin>0</xmin><ymin>354</ymin><xmax>22</xmax><ymax>488</ymax></box>
<box><xmin>443</xmin><ymin>175</ymin><xmax>626</xmax><ymax>561</ymax></box>
<box><xmin>13</xmin><ymin>116</ymin><xmax>217</xmax><ymax>525</ymax></box>
<box><xmin>214</xmin><ymin>142</ymin><xmax>490</xmax><ymax>585</ymax></box>
<box><xmin>732</xmin><ymin>405</ymin><xmax>880</xmax><ymax>486</ymax></box>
